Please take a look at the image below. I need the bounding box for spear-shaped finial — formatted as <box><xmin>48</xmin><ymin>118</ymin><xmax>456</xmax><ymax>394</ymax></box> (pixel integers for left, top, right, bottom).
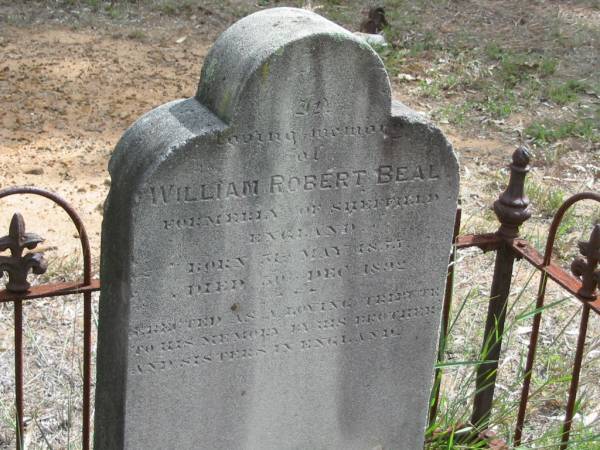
<box><xmin>494</xmin><ymin>146</ymin><xmax>532</xmax><ymax>239</ymax></box>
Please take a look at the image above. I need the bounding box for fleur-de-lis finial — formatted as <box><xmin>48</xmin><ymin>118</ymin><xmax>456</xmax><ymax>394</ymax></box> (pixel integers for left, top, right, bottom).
<box><xmin>571</xmin><ymin>224</ymin><xmax>600</xmax><ymax>300</ymax></box>
<box><xmin>0</xmin><ymin>213</ymin><xmax>47</xmax><ymax>292</ymax></box>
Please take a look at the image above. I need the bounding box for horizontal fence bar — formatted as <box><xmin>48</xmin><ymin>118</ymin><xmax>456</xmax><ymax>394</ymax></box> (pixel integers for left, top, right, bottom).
<box><xmin>456</xmin><ymin>234</ymin><xmax>600</xmax><ymax>312</ymax></box>
<box><xmin>508</xmin><ymin>238</ymin><xmax>600</xmax><ymax>311</ymax></box>
<box><xmin>455</xmin><ymin>233</ymin><xmax>502</xmax><ymax>251</ymax></box>
<box><xmin>0</xmin><ymin>279</ymin><xmax>100</xmax><ymax>303</ymax></box>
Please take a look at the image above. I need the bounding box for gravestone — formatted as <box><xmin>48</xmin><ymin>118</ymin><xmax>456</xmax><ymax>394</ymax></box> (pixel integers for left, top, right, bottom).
<box><xmin>94</xmin><ymin>7</ymin><xmax>459</xmax><ymax>450</ymax></box>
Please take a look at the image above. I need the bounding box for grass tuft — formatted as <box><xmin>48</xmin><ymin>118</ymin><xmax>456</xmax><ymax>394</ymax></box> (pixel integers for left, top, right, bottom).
<box><xmin>546</xmin><ymin>80</ymin><xmax>589</xmax><ymax>105</ymax></box>
<box><xmin>525</xmin><ymin>179</ymin><xmax>565</xmax><ymax>218</ymax></box>
<box><xmin>525</xmin><ymin>118</ymin><xmax>600</xmax><ymax>145</ymax></box>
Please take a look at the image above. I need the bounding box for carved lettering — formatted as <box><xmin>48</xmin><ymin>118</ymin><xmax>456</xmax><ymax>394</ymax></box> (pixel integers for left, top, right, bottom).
<box><xmin>363</xmin><ymin>259</ymin><xmax>407</xmax><ymax>275</ymax></box>
<box><xmin>187</xmin><ymin>279</ymin><xmax>246</xmax><ymax>295</ymax></box>
<box><xmin>150</xmin><ymin>180</ymin><xmax>259</xmax><ymax>205</ymax></box>
<box><xmin>269</xmin><ymin>170</ymin><xmax>367</xmax><ymax>194</ymax></box>
<box><xmin>249</xmin><ymin>223</ymin><xmax>356</xmax><ymax>244</ymax></box>
<box><xmin>188</xmin><ymin>257</ymin><xmax>247</xmax><ymax>274</ymax></box>
<box><xmin>215</xmin><ymin>123</ymin><xmax>387</xmax><ymax>148</ymax></box>
<box><xmin>307</xmin><ymin>265</ymin><xmax>350</xmax><ymax>282</ymax></box>
<box><xmin>162</xmin><ymin>208</ymin><xmax>278</xmax><ymax>230</ymax></box>
<box><xmin>330</xmin><ymin>193</ymin><xmax>439</xmax><ymax>215</ymax></box>
<box><xmin>376</xmin><ymin>164</ymin><xmax>440</xmax><ymax>184</ymax></box>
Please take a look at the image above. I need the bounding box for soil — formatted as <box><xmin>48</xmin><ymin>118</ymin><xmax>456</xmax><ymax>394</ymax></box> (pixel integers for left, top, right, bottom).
<box><xmin>0</xmin><ymin>8</ymin><xmax>222</xmax><ymax>267</ymax></box>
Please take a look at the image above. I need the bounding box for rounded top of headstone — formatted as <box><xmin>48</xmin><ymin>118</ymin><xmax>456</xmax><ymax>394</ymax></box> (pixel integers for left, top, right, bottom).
<box><xmin>196</xmin><ymin>7</ymin><xmax>391</xmax><ymax>125</ymax></box>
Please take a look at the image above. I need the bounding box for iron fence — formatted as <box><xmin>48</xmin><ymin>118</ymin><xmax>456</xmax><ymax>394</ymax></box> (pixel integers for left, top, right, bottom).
<box><xmin>430</xmin><ymin>148</ymin><xmax>600</xmax><ymax>449</ymax></box>
<box><xmin>0</xmin><ymin>186</ymin><xmax>99</xmax><ymax>450</ymax></box>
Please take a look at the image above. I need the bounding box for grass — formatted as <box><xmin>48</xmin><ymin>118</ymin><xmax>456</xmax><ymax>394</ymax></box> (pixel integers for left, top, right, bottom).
<box><xmin>484</xmin><ymin>44</ymin><xmax>558</xmax><ymax>87</ymax></box>
<box><xmin>429</xmin><ymin>249</ymin><xmax>600</xmax><ymax>448</ymax></box>
<box><xmin>127</xmin><ymin>29</ymin><xmax>146</xmax><ymax>40</ymax></box>
<box><xmin>419</xmin><ymin>79</ymin><xmax>443</xmax><ymax>99</ymax></box>
<box><xmin>378</xmin><ymin>36</ymin><xmax>570</xmax><ymax>130</ymax></box>
<box><xmin>83</xmin><ymin>0</ymin><xmax>100</xmax><ymax>12</ymax></box>
<box><xmin>38</xmin><ymin>254</ymin><xmax>84</xmax><ymax>284</ymax></box>
<box><xmin>153</xmin><ymin>0</ymin><xmax>196</xmax><ymax>16</ymax></box>
<box><xmin>480</xmin><ymin>87</ymin><xmax>517</xmax><ymax>120</ymax></box>
<box><xmin>106</xmin><ymin>4</ymin><xmax>125</xmax><ymax>20</ymax></box>
<box><xmin>27</xmin><ymin>0</ymin><xmax>600</xmax><ymax>155</ymax></box>
<box><xmin>372</xmin><ymin>45</ymin><xmax>408</xmax><ymax>78</ymax></box>
<box><xmin>525</xmin><ymin>118</ymin><xmax>600</xmax><ymax>145</ymax></box>
<box><xmin>0</xmin><ymin>291</ymin><xmax>95</xmax><ymax>448</ymax></box>
<box><xmin>546</xmin><ymin>80</ymin><xmax>590</xmax><ymax>105</ymax></box>
<box><xmin>430</xmin><ymin>158</ymin><xmax>600</xmax><ymax>448</ymax></box>
<box><xmin>526</xmin><ymin>179</ymin><xmax>566</xmax><ymax>218</ymax></box>
<box><xmin>434</xmin><ymin>102</ymin><xmax>474</xmax><ymax>126</ymax></box>
<box><xmin>358</xmin><ymin>1</ymin><xmax>600</xmax><ymax>153</ymax></box>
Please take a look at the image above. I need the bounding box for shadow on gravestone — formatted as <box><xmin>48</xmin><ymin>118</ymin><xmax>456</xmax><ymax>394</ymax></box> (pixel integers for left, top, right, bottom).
<box><xmin>94</xmin><ymin>7</ymin><xmax>459</xmax><ymax>450</ymax></box>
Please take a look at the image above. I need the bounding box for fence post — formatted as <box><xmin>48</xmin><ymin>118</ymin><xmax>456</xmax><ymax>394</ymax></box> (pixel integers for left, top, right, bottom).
<box><xmin>429</xmin><ymin>208</ymin><xmax>462</xmax><ymax>426</ymax></box>
<box><xmin>471</xmin><ymin>147</ymin><xmax>531</xmax><ymax>428</ymax></box>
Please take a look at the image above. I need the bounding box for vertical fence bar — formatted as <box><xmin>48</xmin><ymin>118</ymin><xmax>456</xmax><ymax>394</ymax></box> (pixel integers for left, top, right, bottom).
<box><xmin>83</xmin><ymin>290</ymin><xmax>92</xmax><ymax>450</ymax></box>
<box><xmin>471</xmin><ymin>243</ymin><xmax>516</xmax><ymax>427</ymax></box>
<box><xmin>14</xmin><ymin>300</ymin><xmax>24</xmax><ymax>450</ymax></box>
<box><xmin>560</xmin><ymin>303</ymin><xmax>590</xmax><ymax>449</ymax></box>
<box><xmin>429</xmin><ymin>208</ymin><xmax>462</xmax><ymax>426</ymax></box>
<box><xmin>471</xmin><ymin>147</ymin><xmax>531</xmax><ymax>428</ymax></box>
<box><xmin>514</xmin><ymin>272</ymin><xmax>548</xmax><ymax>446</ymax></box>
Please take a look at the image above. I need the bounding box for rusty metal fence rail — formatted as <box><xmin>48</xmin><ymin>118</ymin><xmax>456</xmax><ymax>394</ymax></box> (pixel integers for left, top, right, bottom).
<box><xmin>0</xmin><ymin>148</ymin><xmax>599</xmax><ymax>449</ymax></box>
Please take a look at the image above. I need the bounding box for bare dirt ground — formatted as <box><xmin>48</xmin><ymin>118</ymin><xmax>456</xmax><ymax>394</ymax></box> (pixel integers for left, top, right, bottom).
<box><xmin>0</xmin><ymin>5</ymin><xmax>221</xmax><ymax>264</ymax></box>
<box><xmin>0</xmin><ymin>0</ymin><xmax>599</xmax><ymax>448</ymax></box>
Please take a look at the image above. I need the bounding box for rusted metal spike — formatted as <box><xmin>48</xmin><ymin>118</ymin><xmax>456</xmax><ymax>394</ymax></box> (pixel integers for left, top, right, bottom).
<box><xmin>472</xmin><ymin>147</ymin><xmax>533</xmax><ymax>428</ymax></box>
<box><xmin>0</xmin><ymin>213</ymin><xmax>47</xmax><ymax>292</ymax></box>
<box><xmin>493</xmin><ymin>146</ymin><xmax>532</xmax><ymax>239</ymax></box>
<box><xmin>571</xmin><ymin>224</ymin><xmax>600</xmax><ymax>300</ymax></box>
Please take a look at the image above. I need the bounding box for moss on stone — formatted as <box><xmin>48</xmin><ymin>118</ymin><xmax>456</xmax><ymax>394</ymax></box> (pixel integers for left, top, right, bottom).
<box><xmin>261</xmin><ymin>61</ymin><xmax>270</xmax><ymax>82</ymax></box>
<box><xmin>218</xmin><ymin>88</ymin><xmax>232</xmax><ymax>117</ymax></box>
<box><xmin>202</xmin><ymin>59</ymin><xmax>217</xmax><ymax>83</ymax></box>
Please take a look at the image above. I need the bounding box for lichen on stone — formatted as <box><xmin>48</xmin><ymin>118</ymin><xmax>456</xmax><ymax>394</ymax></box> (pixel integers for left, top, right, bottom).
<box><xmin>261</xmin><ymin>62</ymin><xmax>270</xmax><ymax>82</ymax></box>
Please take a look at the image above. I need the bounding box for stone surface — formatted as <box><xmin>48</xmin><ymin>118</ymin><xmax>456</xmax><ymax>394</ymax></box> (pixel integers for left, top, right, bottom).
<box><xmin>94</xmin><ymin>7</ymin><xmax>459</xmax><ymax>450</ymax></box>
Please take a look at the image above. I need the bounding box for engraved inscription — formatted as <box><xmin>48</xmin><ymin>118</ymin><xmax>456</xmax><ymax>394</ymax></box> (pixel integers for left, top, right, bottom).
<box><xmin>269</xmin><ymin>170</ymin><xmax>367</xmax><ymax>193</ymax></box>
<box><xmin>248</xmin><ymin>223</ymin><xmax>356</xmax><ymax>244</ymax></box>
<box><xmin>150</xmin><ymin>180</ymin><xmax>259</xmax><ymax>205</ymax></box>
<box><xmin>163</xmin><ymin>208</ymin><xmax>278</xmax><ymax>230</ymax></box>
<box><xmin>128</xmin><ymin>286</ymin><xmax>443</xmax><ymax>376</ymax></box>
<box><xmin>187</xmin><ymin>279</ymin><xmax>246</xmax><ymax>295</ymax></box>
<box><xmin>131</xmin><ymin>126</ymin><xmax>451</xmax><ymax>381</ymax></box>
<box><xmin>188</xmin><ymin>257</ymin><xmax>247</xmax><ymax>274</ymax></box>
<box><xmin>215</xmin><ymin>123</ymin><xmax>387</xmax><ymax>147</ymax></box>
<box><xmin>295</xmin><ymin>97</ymin><xmax>330</xmax><ymax>116</ymax></box>
<box><xmin>376</xmin><ymin>164</ymin><xmax>440</xmax><ymax>184</ymax></box>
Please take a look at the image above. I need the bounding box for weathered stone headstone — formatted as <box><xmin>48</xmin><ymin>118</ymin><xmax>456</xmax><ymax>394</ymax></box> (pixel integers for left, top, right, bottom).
<box><xmin>94</xmin><ymin>7</ymin><xmax>459</xmax><ymax>450</ymax></box>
